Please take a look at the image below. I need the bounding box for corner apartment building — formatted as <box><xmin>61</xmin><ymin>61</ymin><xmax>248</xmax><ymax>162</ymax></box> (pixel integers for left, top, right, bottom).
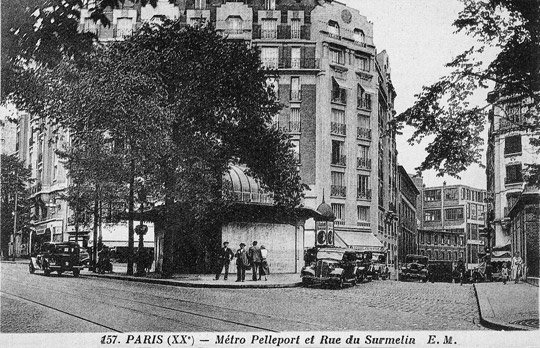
<box><xmin>487</xmin><ymin>93</ymin><xmax>539</xmax><ymax>278</ymax></box>
<box><xmin>17</xmin><ymin>0</ymin><xmax>397</xmax><ymax>265</ymax></box>
<box><xmin>416</xmin><ymin>182</ymin><xmax>486</xmax><ymax>269</ymax></box>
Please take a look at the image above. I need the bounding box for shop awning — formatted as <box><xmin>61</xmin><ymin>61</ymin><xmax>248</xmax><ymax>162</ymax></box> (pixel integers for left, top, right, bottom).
<box><xmin>492</xmin><ymin>250</ymin><xmax>511</xmax><ymax>258</ymax></box>
<box><xmin>335</xmin><ymin>231</ymin><xmax>384</xmax><ymax>252</ymax></box>
<box><xmin>358</xmin><ymin>84</ymin><xmax>377</xmax><ymax>95</ymax></box>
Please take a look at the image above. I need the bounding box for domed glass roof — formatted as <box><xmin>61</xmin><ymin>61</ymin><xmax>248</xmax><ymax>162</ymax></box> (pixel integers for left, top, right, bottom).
<box><xmin>223</xmin><ymin>165</ymin><xmax>274</xmax><ymax>204</ymax></box>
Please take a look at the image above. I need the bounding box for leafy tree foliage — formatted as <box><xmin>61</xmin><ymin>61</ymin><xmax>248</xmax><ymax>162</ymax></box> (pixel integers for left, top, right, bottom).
<box><xmin>394</xmin><ymin>0</ymin><xmax>539</xmax><ymax>179</ymax></box>
<box><xmin>1</xmin><ymin>153</ymin><xmax>33</xmax><ymax>258</ymax></box>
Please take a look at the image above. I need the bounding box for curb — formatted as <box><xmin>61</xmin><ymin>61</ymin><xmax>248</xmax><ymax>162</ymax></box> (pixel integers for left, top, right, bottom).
<box><xmin>473</xmin><ymin>283</ymin><xmax>527</xmax><ymax>331</ymax></box>
<box><xmin>81</xmin><ymin>272</ymin><xmax>302</xmax><ymax>289</ymax></box>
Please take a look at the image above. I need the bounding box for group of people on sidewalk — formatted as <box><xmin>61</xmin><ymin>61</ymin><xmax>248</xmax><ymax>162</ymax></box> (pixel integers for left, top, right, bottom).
<box><xmin>501</xmin><ymin>252</ymin><xmax>524</xmax><ymax>284</ymax></box>
<box><xmin>215</xmin><ymin>241</ymin><xmax>270</xmax><ymax>282</ymax></box>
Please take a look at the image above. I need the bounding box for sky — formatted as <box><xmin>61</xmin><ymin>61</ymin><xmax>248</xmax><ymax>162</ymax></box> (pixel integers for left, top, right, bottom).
<box><xmin>342</xmin><ymin>0</ymin><xmax>498</xmax><ymax>189</ymax></box>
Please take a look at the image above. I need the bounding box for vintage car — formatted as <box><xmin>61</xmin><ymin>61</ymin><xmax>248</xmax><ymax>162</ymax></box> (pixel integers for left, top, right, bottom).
<box><xmin>301</xmin><ymin>247</ymin><xmax>358</xmax><ymax>288</ymax></box>
<box><xmin>29</xmin><ymin>242</ymin><xmax>84</xmax><ymax>277</ymax></box>
<box><xmin>399</xmin><ymin>254</ymin><xmax>429</xmax><ymax>282</ymax></box>
<box><xmin>353</xmin><ymin>251</ymin><xmax>373</xmax><ymax>283</ymax></box>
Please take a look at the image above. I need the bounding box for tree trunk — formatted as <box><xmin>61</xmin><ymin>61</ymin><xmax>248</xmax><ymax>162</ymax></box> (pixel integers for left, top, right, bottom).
<box><xmin>127</xmin><ymin>159</ymin><xmax>135</xmax><ymax>276</ymax></box>
<box><xmin>92</xmin><ymin>185</ymin><xmax>99</xmax><ymax>272</ymax></box>
<box><xmin>160</xmin><ymin>172</ymin><xmax>176</xmax><ymax>278</ymax></box>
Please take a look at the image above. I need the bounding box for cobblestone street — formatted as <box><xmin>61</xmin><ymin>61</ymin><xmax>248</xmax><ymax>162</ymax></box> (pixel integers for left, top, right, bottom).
<box><xmin>1</xmin><ymin>263</ymin><xmax>485</xmax><ymax>332</ymax></box>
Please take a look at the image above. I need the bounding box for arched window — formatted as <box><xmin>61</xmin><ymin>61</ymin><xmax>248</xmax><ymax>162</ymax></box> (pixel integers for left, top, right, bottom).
<box><xmin>354</xmin><ymin>29</ymin><xmax>365</xmax><ymax>46</ymax></box>
<box><xmin>328</xmin><ymin>20</ymin><xmax>340</xmax><ymax>39</ymax></box>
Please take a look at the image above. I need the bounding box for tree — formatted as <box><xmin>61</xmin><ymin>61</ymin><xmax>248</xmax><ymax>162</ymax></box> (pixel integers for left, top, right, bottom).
<box><xmin>0</xmin><ymin>153</ymin><xmax>33</xmax><ymax>258</ymax></box>
<box><xmin>394</xmin><ymin>0</ymin><xmax>540</xmax><ymax>179</ymax></box>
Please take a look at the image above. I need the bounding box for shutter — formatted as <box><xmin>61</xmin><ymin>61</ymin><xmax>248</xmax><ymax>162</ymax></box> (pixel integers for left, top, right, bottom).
<box><xmin>252</xmin><ymin>24</ymin><xmax>261</xmax><ymax>39</ymax></box>
<box><xmin>277</xmin><ymin>25</ymin><xmax>286</xmax><ymax>39</ymax></box>
<box><xmin>278</xmin><ymin>45</ymin><xmax>284</xmax><ymax>68</ymax></box>
<box><xmin>283</xmin><ymin>46</ymin><xmax>291</xmax><ymax>68</ymax></box>
<box><xmin>301</xmin><ymin>46</ymin><xmax>316</xmax><ymax>68</ymax></box>
<box><xmin>253</xmin><ymin>10</ymin><xmax>258</xmax><ymax>23</ymax></box>
<box><xmin>300</xmin><ymin>24</ymin><xmax>310</xmax><ymax>40</ymax></box>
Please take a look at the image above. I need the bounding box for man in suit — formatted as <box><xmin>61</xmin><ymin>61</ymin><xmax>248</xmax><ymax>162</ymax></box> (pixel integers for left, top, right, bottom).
<box><xmin>215</xmin><ymin>241</ymin><xmax>234</xmax><ymax>280</ymax></box>
<box><xmin>235</xmin><ymin>243</ymin><xmax>249</xmax><ymax>282</ymax></box>
<box><xmin>248</xmin><ymin>241</ymin><xmax>262</xmax><ymax>281</ymax></box>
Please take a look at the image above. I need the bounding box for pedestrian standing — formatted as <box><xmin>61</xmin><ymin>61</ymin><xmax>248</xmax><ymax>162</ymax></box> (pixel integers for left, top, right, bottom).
<box><xmin>248</xmin><ymin>241</ymin><xmax>262</xmax><ymax>281</ymax></box>
<box><xmin>235</xmin><ymin>243</ymin><xmax>248</xmax><ymax>282</ymax></box>
<box><xmin>259</xmin><ymin>245</ymin><xmax>269</xmax><ymax>281</ymax></box>
<box><xmin>215</xmin><ymin>241</ymin><xmax>234</xmax><ymax>280</ymax></box>
<box><xmin>511</xmin><ymin>252</ymin><xmax>523</xmax><ymax>284</ymax></box>
<box><xmin>501</xmin><ymin>262</ymin><xmax>509</xmax><ymax>284</ymax></box>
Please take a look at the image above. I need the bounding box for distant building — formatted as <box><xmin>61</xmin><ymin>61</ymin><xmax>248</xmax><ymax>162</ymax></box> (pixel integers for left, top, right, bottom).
<box><xmin>397</xmin><ymin>166</ymin><xmax>419</xmax><ymax>263</ymax></box>
<box><xmin>416</xmin><ymin>182</ymin><xmax>486</xmax><ymax>270</ymax></box>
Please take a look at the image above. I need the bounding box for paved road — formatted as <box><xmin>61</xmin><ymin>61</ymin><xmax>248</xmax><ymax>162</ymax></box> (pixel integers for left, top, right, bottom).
<box><xmin>1</xmin><ymin>263</ymin><xmax>485</xmax><ymax>333</ymax></box>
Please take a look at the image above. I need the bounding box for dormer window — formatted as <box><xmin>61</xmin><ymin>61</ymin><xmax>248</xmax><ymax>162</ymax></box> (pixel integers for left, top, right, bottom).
<box><xmin>328</xmin><ymin>20</ymin><xmax>340</xmax><ymax>39</ymax></box>
<box><xmin>354</xmin><ymin>29</ymin><xmax>366</xmax><ymax>46</ymax></box>
<box><xmin>226</xmin><ymin>16</ymin><xmax>243</xmax><ymax>34</ymax></box>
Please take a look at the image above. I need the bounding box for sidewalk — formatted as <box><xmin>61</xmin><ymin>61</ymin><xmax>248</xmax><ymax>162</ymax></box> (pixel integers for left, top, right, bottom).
<box><xmin>80</xmin><ymin>262</ymin><xmax>302</xmax><ymax>289</ymax></box>
<box><xmin>474</xmin><ymin>281</ymin><xmax>539</xmax><ymax>331</ymax></box>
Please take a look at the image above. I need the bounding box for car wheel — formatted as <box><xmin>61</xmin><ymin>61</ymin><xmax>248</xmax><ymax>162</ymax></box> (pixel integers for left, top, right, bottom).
<box><xmin>57</xmin><ymin>270</ymin><xmax>64</xmax><ymax>275</ymax></box>
<box><xmin>351</xmin><ymin>278</ymin><xmax>357</xmax><ymax>286</ymax></box>
<box><xmin>73</xmin><ymin>269</ymin><xmax>80</xmax><ymax>278</ymax></box>
<box><xmin>338</xmin><ymin>276</ymin><xmax>345</xmax><ymax>289</ymax></box>
<box><xmin>29</xmin><ymin>263</ymin><xmax>35</xmax><ymax>274</ymax></box>
<box><xmin>44</xmin><ymin>268</ymin><xmax>51</xmax><ymax>276</ymax></box>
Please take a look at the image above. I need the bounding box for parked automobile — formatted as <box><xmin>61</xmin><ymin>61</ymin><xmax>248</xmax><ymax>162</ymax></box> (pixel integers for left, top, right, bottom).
<box><xmin>29</xmin><ymin>242</ymin><xmax>84</xmax><ymax>277</ymax></box>
<box><xmin>79</xmin><ymin>247</ymin><xmax>90</xmax><ymax>268</ymax></box>
<box><xmin>353</xmin><ymin>251</ymin><xmax>372</xmax><ymax>283</ymax></box>
<box><xmin>301</xmin><ymin>247</ymin><xmax>358</xmax><ymax>288</ymax></box>
<box><xmin>427</xmin><ymin>260</ymin><xmax>454</xmax><ymax>282</ymax></box>
<box><xmin>399</xmin><ymin>254</ymin><xmax>429</xmax><ymax>282</ymax></box>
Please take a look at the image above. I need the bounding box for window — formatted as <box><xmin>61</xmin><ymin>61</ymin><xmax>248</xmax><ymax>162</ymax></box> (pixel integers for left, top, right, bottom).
<box><xmin>331</xmin><ymin>140</ymin><xmax>346</xmax><ymax>166</ymax></box>
<box><xmin>265</xmin><ymin>0</ymin><xmax>276</xmax><ymax>10</ymax></box>
<box><xmin>354</xmin><ymin>29</ymin><xmax>365</xmax><ymax>45</ymax></box>
<box><xmin>291</xmin><ymin>18</ymin><xmax>301</xmax><ymax>39</ymax></box>
<box><xmin>290</xmin><ymin>76</ymin><xmax>301</xmax><ymax>101</ymax></box>
<box><xmin>329</xmin><ymin>49</ymin><xmax>345</xmax><ymax>65</ymax></box>
<box><xmin>356</xmin><ymin>56</ymin><xmax>370</xmax><ymax>71</ymax></box>
<box><xmin>116</xmin><ymin>17</ymin><xmax>133</xmax><ymax>39</ymax></box>
<box><xmin>424</xmin><ymin>189</ymin><xmax>441</xmax><ymax>202</ymax></box>
<box><xmin>357</xmin><ymin>174</ymin><xmax>370</xmax><ymax>199</ymax></box>
<box><xmin>331</xmin><ymin>78</ymin><xmax>346</xmax><ymax>104</ymax></box>
<box><xmin>261</xmin><ymin>18</ymin><xmax>277</xmax><ymax>39</ymax></box>
<box><xmin>226</xmin><ymin>16</ymin><xmax>242</xmax><ymax>34</ymax></box>
<box><xmin>506</xmin><ymin>192</ymin><xmax>520</xmax><ymax>210</ymax></box>
<box><xmin>52</xmin><ymin>149</ymin><xmax>58</xmax><ymax>181</ymax></box>
<box><xmin>331</xmin><ymin>203</ymin><xmax>345</xmax><ymax>225</ymax></box>
<box><xmin>331</xmin><ymin>171</ymin><xmax>345</xmax><ymax>186</ymax></box>
<box><xmin>357</xmin><ymin>85</ymin><xmax>372</xmax><ymax>110</ymax></box>
<box><xmin>504</xmin><ymin>135</ymin><xmax>522</xmax><ymax>155</ymax></box>
<box><xmin>445</xmin><ymin>207</ymin><xmax>463</xmax><ymax>220</ymax></box>
<box><xmin>327</xmin><ymin>20</ymin><xmax>340</xmax><ymax>39</ymax></box>
<box><xmin>291</xmin><ymin>47</ymin><xmax>301</xmax><ymax>69</ymax></box>
<box><xmin>505</xmin><ymin>164</ymin><xmax>523</xmax><ymax>184</ymax></box>
<box><xmin>261</xmin><ymin>47</ymin><xmax>279</xmax><ymax>69</ymax></box>
<box><xmin>357</xmin><ymin>145</ymin><xmax>370</xmax><ymax>170</ymax></box>
<box><xmin>444</xmin><ymin>188</ymin><xmax>458</xmax><ymax>201</ymax></box>
<box><xmin>288</xmin><ymin>107</ymin><xmax>301</xmax><ymax>132</ymax></box>
<box><xmin>427</xmin><ymin>249</ymin><xmax>432</xmax><ymax>259</ymax></box>
<box><xmin>357</xmin><ymin>206</ymin><xmax>369</xmax><ymax>222</ymax></box>
<box><xmin>331</xmin><ymin>109</ymin><xmax>346</xmax><ymax>135</ymax></box>
<box><xmin>424</xmin><ymin>209</ymin><xmax>441</xmax><ymax>221</ymax></box>
<box><xmin>195</xmin><ymin>0</ymin><xmax>206</xmax><ymax>10</ymax></box>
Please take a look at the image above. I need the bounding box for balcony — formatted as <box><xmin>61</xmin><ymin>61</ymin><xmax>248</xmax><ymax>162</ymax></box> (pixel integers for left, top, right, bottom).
<box><xmin>357</xmin><ymin>127</ymin><xmax>371</xmax><ymax>140</ymax></box>
<box><xmin>278</xmin><ymin>58</ymin><xmax>320</xmax><ymax>69</ymax></box>
<box><xmin>37</xmin><ymin>153</ymin><xmax>43</xmax><ymax>164</ymax></box>
<box><xmin>281</xmin><ymin>121</ymin><xmax>301</xmax><ymax>133</ymax></box>
<box><xmin>331</xmin><ymin>122</ymin><xmax>346</xmax><ymax>136</ymax></box>
<box><xmin>290</xmin><ymin>90</ymin><xmax>302</xmax><ymax>101</ymax></box>
<box><xmin>261</xmin><ymin>58</ymin><xmax>279</xmax><ymax>69</ymax></box>
<box><xmin>30</xmin><ymin>181</ymin><xmax>42</xmax><ymax>195</ymax></box>
<box><xmin>331</xmin><ymin>89</ymin><xmax>347</xmax><ymax>104</ymax></box>
<box><xmin>261</xmin><ymin>29</ymin><xmax>277</xmax><ymax>39</ymax></box>
<box><xmin>331</xmin><ymin>185</ymin><xmax>347</xmax><ymax>197</ymax></box>
<box><xmin>357</xmin><ymin>157</ymin><xmax>372</xmax><ymax>170</ymax></box>
<box><xmin>357</xmin><ymin>189</ymin><xmax>372</xmax><ymax>200</ymax></box>
<box><xmin>331</xmin><ymin>155</ymin><xmax>347</xmax><ymax>166</ymax></box>
<box><xmin>78</xmin><ymin>23</ymin><xmax>138</xmax><ymax>41</ymax></box>
<box><xmin>357</xmin><ymin>97</ymin><xmax>372</xmax><ymax>111</ymax></box>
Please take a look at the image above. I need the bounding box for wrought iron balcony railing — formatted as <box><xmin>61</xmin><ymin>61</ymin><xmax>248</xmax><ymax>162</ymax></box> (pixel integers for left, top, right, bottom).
<box><xmin>331</xmin><ymin>155</ymin><xmax>347</xmax><ymax>166</ymax></box>
<box><xmin>357</xmin><ymin>157</ymin><xmax>372</xmax><ymax>170</ymax></box>
<box><xmin>357</xmin><ymin>127</ymin><xmax>371</xmax><ymax>140</ymax></box>
<box><xmin>331</xmin><ymin>185</ymin><xmax>347</xmax><ymax>197</ymax></box>
<box><xmin>357</xmin><ymin>189</ymin><xmax>372</xmax><ymax>200</ymax></box>
<box><xmin>331</xmin><ymin>122</ymin><xmax>346</xmax><ymax>136</ymax></box>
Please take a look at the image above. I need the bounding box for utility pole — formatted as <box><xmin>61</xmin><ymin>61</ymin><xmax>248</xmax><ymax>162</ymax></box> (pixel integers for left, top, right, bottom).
<box><xmin>12</xmin><ymin>184</ymin><xmax>18</xmax><ymax>261</ymax></box>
